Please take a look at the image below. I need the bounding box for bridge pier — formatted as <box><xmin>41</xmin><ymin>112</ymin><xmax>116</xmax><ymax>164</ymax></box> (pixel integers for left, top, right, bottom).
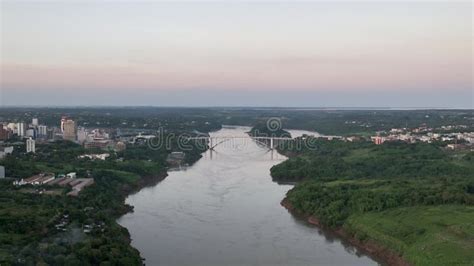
<box><xmin>186</xmin><ymin>136</ymin><xmax>291</xmax><ymax>151</ymax></box>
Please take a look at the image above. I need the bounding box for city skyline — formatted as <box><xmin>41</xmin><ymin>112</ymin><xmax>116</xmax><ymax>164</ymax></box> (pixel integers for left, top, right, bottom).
<box><xmin>1</xmin><ymin>1</ymin><xmax>472</xmax><ymax>108</ymax></box>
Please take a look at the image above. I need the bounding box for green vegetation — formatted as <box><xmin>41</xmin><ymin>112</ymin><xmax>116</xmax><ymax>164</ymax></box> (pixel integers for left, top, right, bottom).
<box><xmin>0</xmin><ymin>107</ymin><xmax>222</xmax><ymax>133</ymax></box>
<box><xmin>286</xmin><ymin>177</ymin><xmax>474</xmax><ymax>227</ymax></box>
<box><xmin>345</xmin><ymin>205</ymin><xmax>474</xmax><ymax>266</ymax></box>
<box><xmin>0</xmin><ymin>107</ymin><xmax>473</xmax><ymax>265</ymax></box>
<box><xmin>249</xmin><ymin>123</ymin><xmax>291</xmax><ymax>138</ymax></box>
<box><xmin>272</xmin><ymin>140</ymin><xmax>474</xmax><ymax>181</ymax></box>
<box><xmin>272</xmin><ymin>139</ymin><xmax>474</xmax><ymax>265</ymax></box>
<box><xmin>0</xmin><ymin>177</ymin><xmax>142</xmax><ymax>265</ymax></box>
<box><xmin>2</xmin><ymin>107</ymin><xmax>472</xmax><ymax>136</ymax></box>
<box><xmin>277</xmin><ymin>109</ymin><xmax>474</xmax><ymax>135</ymax></box>
<box><xmin>0</xmin><ymin>134</ymin><xmax>207</xmax><ymax>265</ymax></box>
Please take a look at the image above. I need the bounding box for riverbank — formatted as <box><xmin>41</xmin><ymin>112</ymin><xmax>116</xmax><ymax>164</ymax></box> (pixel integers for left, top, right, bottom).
<box><xmin>281</xmin><ymin>197</ymin><xmax>410</xmax><ymax>266</ymax></box>
<box><xmin>0</xmin><ymin>132</ymin><xmax>211</xmax><ymax>264</ymax></box>
<box><xmin>122</xmin><ymin>172</ymin><xmax>169</xmax><ymax>199</ymax></box>
<box><xmin>119</xmin><ymin>126</ymin><xmax>377</xmax><ymax>265</ymax></box>
<box><xmin>271</xmin><ymin>138</ymin><xmax>474</xmax><ymax>265</ymax></box>
<box><xmin>115</xmin><ymin>171</ymin><xmax>169</xmax><ymax>220</ymax></box>
<box><xmin>113</xmin><ymin>171</ymin><xmax>169</xmax><ymax>263</ymax></box>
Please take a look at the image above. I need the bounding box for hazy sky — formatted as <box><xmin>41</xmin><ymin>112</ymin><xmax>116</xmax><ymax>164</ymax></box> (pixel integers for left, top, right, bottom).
<box><xmin>1</xmin><ymin>1</ymin><xmax>472</xmax><ymax>107</ymax></box>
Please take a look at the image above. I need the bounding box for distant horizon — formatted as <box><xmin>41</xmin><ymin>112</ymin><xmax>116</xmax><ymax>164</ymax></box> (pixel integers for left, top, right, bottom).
<box><xmin>1</xmin><ymin>1</ymin><xmax>472</xmax><ymax>108</ymax></box>
<box><xmin>1</xmin><ymin>87</ymin><xmax>472</xmax><ymax>108</ymax></box>
<box><xmin>0</xmin><ymin>105</ymin><xmax>472</xmax><ymax>111</ymax></box>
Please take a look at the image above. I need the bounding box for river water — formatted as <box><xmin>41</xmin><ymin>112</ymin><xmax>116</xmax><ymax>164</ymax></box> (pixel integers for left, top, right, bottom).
<box><xmin>118</xmin><ymin>127</ymin><xmax>377</xmax><ymax>266</ymax></box>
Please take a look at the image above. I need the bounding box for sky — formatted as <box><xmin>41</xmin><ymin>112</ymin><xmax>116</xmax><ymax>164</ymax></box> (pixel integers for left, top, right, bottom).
<box><xmin>0</xmin><ymin>1</ymin><xmax>472</xmax><ymax>108</ymax></box>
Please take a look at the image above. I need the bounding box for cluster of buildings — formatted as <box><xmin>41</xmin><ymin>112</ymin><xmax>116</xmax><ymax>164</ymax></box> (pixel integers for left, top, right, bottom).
<box><xmin>13</xmin><ymin>173</ymin><xmax>56</xmax><ymax>186</ymax></box>
<box><xmin>369</xmin><ymin>126</ymin><xmax>474</xmax><ymax>148</ymax></box>
<box><xmin>78</xmin><ymin>153</ymin><xmax>110</xmax><ymax>160</ymax></box>
<box><xmin>0</xmin><ymin>118</ymin><xmax>51</xmax><ymax>141</ymax></box>
<box><xmin>13</xmin><ymin>172</ymin><xmax>94</xmax><ymax>196</ymax></box>
<box><xmin>0</xmin><ymin>116</ymin><xmax>128</xmax><ymax>154</ymax></box>
<box><xmin>62</xmin><ymin>117</ymin><xmax>127</xmax><ymax>152</ymax></box>
<box><xmin>0</xmin><ymin>117</ymin><xmax>56</xmax><ymax>154</ymax></box>
<box><xmin>79</xmin><ymin>128</ymin><xmax>116</xmax><ymax>149</ymax></box>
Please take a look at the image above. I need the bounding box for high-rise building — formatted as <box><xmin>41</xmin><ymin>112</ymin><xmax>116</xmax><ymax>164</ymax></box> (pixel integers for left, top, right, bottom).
<box><xmin>0</xmin><ymin>124</ymin><xmax>12</xmax><ymax>141</ymax></box>
<box><xmin>63</xmin><ymin>119</ymin><xmax>77</xmax><ymax>141</ymax></box>
<box><xmin>77</xmin><ymin>127</ymin><xmax>87</xmax><ymax>143</ymax></box>
<box><xmin>26</xmin><ymin>137</ymin><xmax>36</xmax><ymax>153</ymax></box>
<box><xmin>38</xmin><ymin>125</ymin><xmax>47</xmax><ymax>137</ymax></box>
<box><xmin>16</xmin><ymin>122</ymin><xmax>26</xmax><ymax>137</ymax></box>
<box><xmin>0</xmin><ymin>166</ymin><xmax>5</xmax><ymax>178</ymax></box>
<box><xmin>26</xmin><ymin>128</ymin><xmax>36</xmax><ymax>139</ymax></box>
<box><xmin>47</xmin><ymin>128</ymin><xmax>55</xmax><ymax>140</ymax></box>
<box><xmin>32</xmin><ymin>118</ymin><xmax>39</xmax><ymax>126</ymax></box>
<box><xmin>61</xmin><ymin>116</ymin><xmax>68</xmax><ymax>133</ymax></box>
<box><xmin>6</xmin><ymin>123</ymin><xmax>16</xmax><ymax>131</ymax></box>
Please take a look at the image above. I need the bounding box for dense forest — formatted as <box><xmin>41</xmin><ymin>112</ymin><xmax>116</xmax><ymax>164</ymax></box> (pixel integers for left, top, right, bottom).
<box><xmin>271</xmin><ymin>138</ymin><xmax>474</xmax><ymax>264</ymax></box>
<box><xmin>1</xmin><ymin>107</ymin><xmax>472</xmax><ymax>135</ymax></box>
<box><xmin>0</xmin><ymin>135</ymin><xmax>207</xmax><ymax>265</ymax></box>
<box><xmin>272</xmin><ymin>140</ymin><xmax>474</xmax><ymax>181</ymax></box>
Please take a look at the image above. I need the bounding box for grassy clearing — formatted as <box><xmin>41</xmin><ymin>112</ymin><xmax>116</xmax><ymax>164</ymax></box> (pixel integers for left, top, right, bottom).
<box><xmin>323</xmin><ymin>179</ymin><xmax>381</xmax><ymax>187</ymax></box>
<box><xmin>343</xmin><ymin>148</ymin><xmax>373</xmax><ymax>162</ymax></box>
<box><xmin>35</xmin><ymin>162</ymin><xmax>76</xmax><ymax>174</ymax></box>
<box><xmin>345</xmin><ymin>205</ymin><xmax>474</xmax><ymax>266</ymax></box>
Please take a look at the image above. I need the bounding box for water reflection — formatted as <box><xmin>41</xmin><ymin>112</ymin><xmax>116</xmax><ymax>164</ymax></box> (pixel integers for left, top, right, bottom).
<box><xmin>118</xmin><ymin>127</ymin><xmax>377</xmax><ymax>266</ymax></box>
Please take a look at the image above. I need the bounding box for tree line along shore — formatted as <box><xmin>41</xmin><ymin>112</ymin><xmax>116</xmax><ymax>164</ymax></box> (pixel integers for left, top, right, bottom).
<box><xmin>271</xmin><ymin>137</ymin><xmax>474</xmax><ymax>265</ymax></box>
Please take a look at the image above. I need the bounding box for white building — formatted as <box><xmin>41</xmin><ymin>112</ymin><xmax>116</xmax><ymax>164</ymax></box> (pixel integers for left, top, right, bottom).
<box><xmin>32</xmin><ymin>118</ymin><xmax>39</xmax><ymax>126</ymax></box>
<box><xmin>78</xmin><ymin>153</ymin><xmax>110</xmax><ymax>160</ymax></box>
<box><xmin>26</xmin><ymin>128</ymin><xmax>35</xmax><ymax>138</ymax></box>
<box><xmin>38</xmin><ymin>125</ymin><xmax>47</xmax><ymax>136</ymax></box>
<box><xmin>0</xmin><ymin>146</ymin><xmax>14</xmax><ymax>159</ymax></box>
<box><xmin>66</xmin><ymin>172</ymin><xmax>77</xmax><ymax>179</ymax></box>
<box><xmin>420</xmin><ymin>136</ymin><xmax>431</xmax><ymax>143</ymax></box>
<box><xmin>16</xmin><ymin>122</ymin><xmax>26</xmax><ymax>137</ymax></box>
<box><xmin>7</xmin><ymin>123</ymin><xmax>16</xmax><ymax>131</ymax></box>
<box><xmin>77</xmin><ymin>127</ymin><xmax>88</xmax><ymax>143</ymax></box>
<box><xmin>26</xmin><ymin>137</ymin><xmax>35</xmax><ymax>153</ymax></box>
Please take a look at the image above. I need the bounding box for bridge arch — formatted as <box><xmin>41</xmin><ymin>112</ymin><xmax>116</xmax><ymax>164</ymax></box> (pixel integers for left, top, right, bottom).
<box><xmin>186</xmin><ymin>136</ymin><xmax>293</xmax><ymax>150</ymax></box>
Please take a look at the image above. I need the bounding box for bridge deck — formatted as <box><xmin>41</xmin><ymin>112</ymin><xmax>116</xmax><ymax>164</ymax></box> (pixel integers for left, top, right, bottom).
<box><xmin>187</xmin><ymin>136</ymin><xmax>294</xmax><ymax>140</ymax></box>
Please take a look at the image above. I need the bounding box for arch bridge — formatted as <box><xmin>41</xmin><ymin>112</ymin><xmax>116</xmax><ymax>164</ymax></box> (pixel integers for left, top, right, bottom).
<box><xmin>187</xmin><ymin>136</ymin><xmax>293</xmax><ymax>150</ymax></box>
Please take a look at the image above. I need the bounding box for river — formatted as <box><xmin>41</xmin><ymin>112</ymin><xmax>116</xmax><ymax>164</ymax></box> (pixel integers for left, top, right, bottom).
<box><xmin>118</xmin><ymin>127</ymin><xmax>377</xmax><ymax>266</ymax></box>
